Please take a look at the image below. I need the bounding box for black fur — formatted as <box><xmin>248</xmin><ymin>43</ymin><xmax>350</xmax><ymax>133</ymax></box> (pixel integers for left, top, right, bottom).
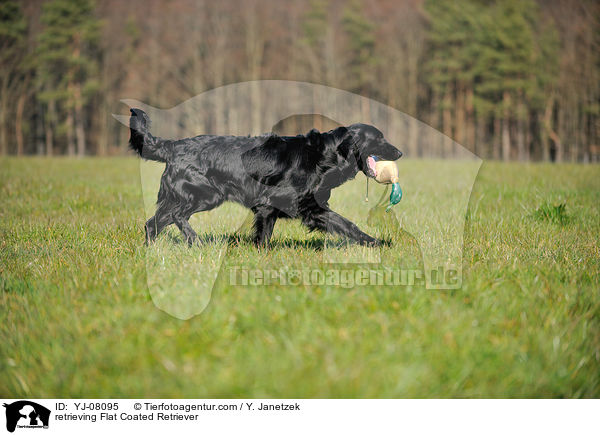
<box><xmin>129</xmin><ymin>108</ymin><xmax>402</xmax><ymax>247</ymax></box>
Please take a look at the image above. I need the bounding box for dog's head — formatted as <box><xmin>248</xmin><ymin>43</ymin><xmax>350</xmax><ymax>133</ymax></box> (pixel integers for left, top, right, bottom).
<box><xmin>344</xmin><ymin>124</ymin><xmax>402</xmax><ymax>179</ymax></box>
<box><xmin>129</xmin><ymin>108</ymin><xmax>150</xmax><ymax>133</ymax></box>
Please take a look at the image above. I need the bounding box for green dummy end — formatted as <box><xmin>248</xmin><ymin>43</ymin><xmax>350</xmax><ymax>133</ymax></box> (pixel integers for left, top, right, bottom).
<box><xmin>386</xmin><ymin>182</ymin><xmax>402</xmax><ymax>212</ymax></box>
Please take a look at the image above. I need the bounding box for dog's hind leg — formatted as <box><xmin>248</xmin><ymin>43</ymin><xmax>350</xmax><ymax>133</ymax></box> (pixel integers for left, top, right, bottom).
<box><xmin>252</xmin><ymin>207</ymin><xmax>278</xmax><ymax>247</ymax></box>
<box><xmin>173</xmin><ymin>182</ymin><xmax>224</xmax><ymax>246</ymax></box>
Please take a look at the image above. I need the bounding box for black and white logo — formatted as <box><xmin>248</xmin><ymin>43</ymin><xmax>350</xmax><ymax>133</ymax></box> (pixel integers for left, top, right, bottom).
<box><xmin>3</xmin><ymin>401</ymin><xmax>50</xmax><ymax>433</ymax></box>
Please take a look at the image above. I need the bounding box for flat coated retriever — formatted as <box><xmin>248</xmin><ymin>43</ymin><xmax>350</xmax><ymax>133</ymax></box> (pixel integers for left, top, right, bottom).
<box><xmin>129</xmin><ymin>108</ymin><xmax>402</xmax><ymax>247</ymax></box>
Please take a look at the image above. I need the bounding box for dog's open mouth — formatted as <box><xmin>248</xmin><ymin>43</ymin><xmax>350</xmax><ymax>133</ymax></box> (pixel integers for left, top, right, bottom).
<box><xmin>366</xmin><ymin>156</ymin><xmax>377</xmax><ymax>178</ymax></box>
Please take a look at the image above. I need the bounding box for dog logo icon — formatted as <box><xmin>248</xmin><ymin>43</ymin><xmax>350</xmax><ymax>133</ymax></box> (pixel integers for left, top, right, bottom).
<box><xmin>3</xmin><ymin>401</ymin><xmax>50</xmax><ymax>432</ymax></box>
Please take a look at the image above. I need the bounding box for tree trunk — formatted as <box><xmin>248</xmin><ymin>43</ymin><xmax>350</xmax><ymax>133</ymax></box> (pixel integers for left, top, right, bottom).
<box><xmin>455</xmin><ymin>81</ymin><xmax>466</xmax><ymax>147</ymax></box>
<box><xmin>493</xmin><ymin>116</ymin><xmax>501</xmax><ymax>160</ymax></box>
<box><xmin>97</xmin><ymin>104</ymin><xmax>108</xmax><ymax>156</ymax></box>
<box><xmin>442</xmin><ymin>86</ymin><xmax>453</xmax><ymax>158</ymax></box>
<box><xmin>516</xmin><ymin>119</ymin><xmax>525</xmax><ymax>162</ymax></box>
<box><xmin>313</xmin><ymin>87</ymin><xmax>323</xmax><ymax>131</ymax></box>
<box><xmin>0</xmin><ymin>104</ymin><xmax>6</xmax><ymax>155</ymax></box>
<box><xmin>250</xmin><ymin>80</ymin><xmax>261</xmax><ymax>135</ymax></box>
<box><xmin>502</xmin><ymin>119</ymin><xmax>511</xmax><ymax>161</ymax></box>
<box><xmin>36</xmin><ymin>103</ymin><xmax>45</xmax><ymax>155</ymax></box>
<box><xmin>541</xmin><ymin>95</ymin><xmax>554</xmax><ymax>162</ymax></box>
<box><xmin>583</xmin><ymin>112</ymin><xmax>591</xmax><ymax>163</ymax></box>
<box><xmin>515</xmin><ymin>96</ymin><xmax>526</xmax><ymax>161</ymax></box>
<box><xmin>360</xmin><ymin>97</ymin><xmax>371</xmax><ymax>125</ymax></box>
<box><xmin>215</xmin><ymin>86</ymin><xmax>225</xmax><ymax>135</ymax></box>
<box><xmin>245</xmin><ymin>7</ymin><xmax>264</xmax><ymax>135</ymax></box>
<box><xmin>325</xmin><ymin>26</ymin><xmax>337</xmax><ymax>86</ymax></box>
<box><xmin>429</xmin><ymin>88</ymin><xmax>440</xmax><ymax>158</ymax></box>
<box><xmin>502</xmin><ymin>91</ymin><xmax>511</xmax><ymax>161</ymax></box>
<box><xmin>66</xmin><ymin>108</ymin><xmax>75</xmax><ymax>156</ymax></box>
<box><xmin>46</xmin><ymin>99</ymin><xmax>55</xmax><ymax>156</ymax></box>
<box><xmin>212</xmin><ymin>23</ymin><xmax>227</xmax><ymax>134</ymax></box>
<box><xmin>525</xmin><ymin>112</ymin><xmax>532</xmax><ymax>161</ymax></box>
<box><xmin>465</xmin><ymin>85</ymin><xmax>475</xmax><ymax>152</ymax></box>
<box><xmin>74</xmin><ymin>83</ymin><xmax>86</xmax><ymax>157</ymax></box>
<box><xmin>98</xmin><ymin>50</ymin><xmax>111</xmax><ymax>156</ymax></box>
<box><xmin>474</xmin><ymin>115</ymin><xmax>485</xmax><ymax>158</ymax></box>
<box><xmin>548</xmin><ymin>128</ymin><xmax>563</xmax><ymax>163</ymax></box>
<box><xmin>228</xmin><ymin>85</ymin><xmax>238</xmax><ymax>134</ymax></box>
<box><xmin>408</xmin><ymin>117</ymin><xmax>418</xmax><ymax>158</ymax></box>
<box><xmin>555</xmin><ymin>106</ymin><xmax>564</xmax><ymax>163</ymax></box>
<box><xmin>16</xmin><ymin>93</ymin><xmax>26</xmax><ymax>156</ymax></box>
<box><xmin>572</xmin><ymin>103</ymin><xmax>582</xmax><ymax>162</ymax></box>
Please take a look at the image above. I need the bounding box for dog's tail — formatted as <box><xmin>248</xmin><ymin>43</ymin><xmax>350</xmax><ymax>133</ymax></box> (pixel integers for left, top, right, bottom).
<box><xmin>128</xmin><ymin>108</ymin><xmax>170</xmax><ymax>163</ymax></box>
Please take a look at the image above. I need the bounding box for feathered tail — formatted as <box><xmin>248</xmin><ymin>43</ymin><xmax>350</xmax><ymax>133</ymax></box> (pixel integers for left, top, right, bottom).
<box><xmin>128</xmin><ymin>108</ymin><xmax>169</xmax><ymax>163</ymax></box>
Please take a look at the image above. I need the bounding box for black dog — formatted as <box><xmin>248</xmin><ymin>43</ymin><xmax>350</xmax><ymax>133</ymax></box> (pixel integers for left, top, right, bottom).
<box><xmin>129</xmin><ymin>108</ymin><xmax>402</xmax><ymax>247</ymax></box>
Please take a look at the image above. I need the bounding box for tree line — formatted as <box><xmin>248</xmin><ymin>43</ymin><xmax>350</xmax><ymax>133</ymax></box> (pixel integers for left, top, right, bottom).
<box><xmin>0</xmin><ymin>0</ymin><xmax>598</xmax><ymax>161</ymax></box>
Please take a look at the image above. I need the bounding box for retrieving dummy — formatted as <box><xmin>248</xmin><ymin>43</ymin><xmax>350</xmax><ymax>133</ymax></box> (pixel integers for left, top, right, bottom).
<box><xmin>367</xmin><ymin>157</ymin><xmax>403</xmax><ymax>212</ymax></box>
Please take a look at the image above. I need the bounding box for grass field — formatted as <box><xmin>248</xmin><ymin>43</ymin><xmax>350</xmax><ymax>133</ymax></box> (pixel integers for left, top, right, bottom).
<box><xmin>1</xmin><ymin>157</ymin><xmax>599</xmax><ymax>398</ymax></box>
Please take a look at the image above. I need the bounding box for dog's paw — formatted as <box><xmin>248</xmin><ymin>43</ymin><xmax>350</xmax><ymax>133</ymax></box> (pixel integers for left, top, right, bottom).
<box><xmin>364</xmin><ymin>238</ymin><xmax>390</xmax><ymax>248</ymax></box>
<box><xmin>362</xmin><ymin>238</ymin><xmax>381</xmax><ymax>247</ymax></box>
<box><xmin>378</xmin><ymin>238</ymin><xmax>392</xmax><ymax>247</ymax></box>
<box><xmin>253</xmin><ymin>238</ymin><xmax>272</xmax><ymax>250</ymax></box>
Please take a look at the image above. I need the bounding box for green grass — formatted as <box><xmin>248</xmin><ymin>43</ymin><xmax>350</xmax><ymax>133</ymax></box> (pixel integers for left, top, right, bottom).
<box><xmin>1</xmin><ymin>157</ymin><xmax>599</xmax><ymax>398</ymax></box>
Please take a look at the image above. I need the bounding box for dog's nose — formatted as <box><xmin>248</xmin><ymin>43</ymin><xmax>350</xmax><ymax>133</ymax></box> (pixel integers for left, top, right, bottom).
<box><xmin>130</xmin><ymin>108</ymin><xmax>136</xmax><ymax>115</ymax></box>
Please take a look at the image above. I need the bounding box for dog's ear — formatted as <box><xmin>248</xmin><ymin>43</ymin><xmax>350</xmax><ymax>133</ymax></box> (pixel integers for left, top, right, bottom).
<box><xmin>333</xmin><ymin>126</ymin><xmax>354</xmax><ymax>158</ymax></box>
<box><xmin>332</xmin><ymin>126</ymin><xmax>348</xmax><ymax>141</ymax></box>
<box><xmin>306</xmin><ymin>128</ymin><xmax>321</xmax><ymax>147</ymax></box>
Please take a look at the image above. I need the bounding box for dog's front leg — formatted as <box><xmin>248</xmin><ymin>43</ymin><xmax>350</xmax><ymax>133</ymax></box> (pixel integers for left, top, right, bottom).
<box><xmin>253</xmin><ymin>208</ymin><xmax>278</xmax><ymax>248</ymax></box>
<box><xmin>303</xmin><ymin>208</ymin><xmax>380</xmax><ymax>246</ymax></box>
